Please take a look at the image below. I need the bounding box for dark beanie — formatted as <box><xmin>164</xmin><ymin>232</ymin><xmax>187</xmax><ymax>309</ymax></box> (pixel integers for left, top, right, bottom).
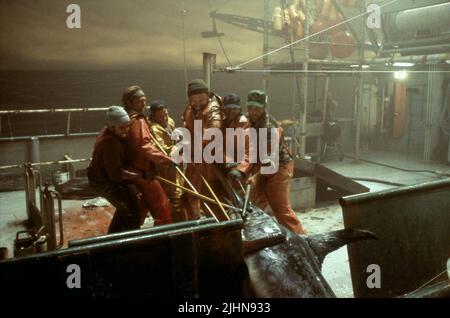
<box><xmin>150</xmin><ymin>100</ymin><xmax>167</xmax><ymax>112</ymax></box>
<box><xmin>187</xmin><ymin>79</ymin><xmax>209</xmax><ymax>97</ymax></box>
<box><xmin>223</xmin><ymin>93</ymin><xmax>241</xmax><ymax>109</ymax></box>
<box><xmin>247</xmin><ymin>89</ymin><xmax>267</xmax><ymax>108</ymax></box>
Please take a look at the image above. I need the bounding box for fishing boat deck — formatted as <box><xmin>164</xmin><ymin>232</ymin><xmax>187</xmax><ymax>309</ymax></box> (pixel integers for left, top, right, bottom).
<box><xmin>1</xmin><ymin>150</ymin><xmax>448</xmax><ymax>297</ymax></box>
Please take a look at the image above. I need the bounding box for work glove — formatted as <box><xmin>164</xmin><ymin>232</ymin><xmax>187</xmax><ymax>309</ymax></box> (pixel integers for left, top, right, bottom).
<box><xmin>225</xmin><ymin>162</ymin><xmax>238</xmax><ymax>170</ymax></box>
<box><xmin>171</xmin><ymin>160</ymin><xmax>182</xmax><ymax>169</ymax></box>
<box><xmin>228</xmin><ymin>169</ymin><xmax>244</xmax><ymax>181</ymax></box>
<box><xmin>245</xmin><ymin>175</ymin><xmax>257</xmax><ymax>187</ymax></box>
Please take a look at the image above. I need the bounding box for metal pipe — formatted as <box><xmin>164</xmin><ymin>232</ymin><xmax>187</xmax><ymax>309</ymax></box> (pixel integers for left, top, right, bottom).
<box><xmin>271</xmin><ymin>54</ymin><xmax>450</xmax><ymax>68</ymax></box>
<box><xmin>394</xmin><ymin>2</ymin><xmax>450</xmax><ymax>33</ymax></box>
<box><xmin>0</xmin><ymin>164</ymin><xmax>22</xmax><ymax>170</ymax></box>
<box><xmin>269</xmin><ymin>59</ymin><xmax>366</xmax><ymax>68</ymax></box>
<box><xmin>314</xmin><ymin>77</ymin><xmax>319</xmax><ymax>112</ymax></box>
<box><xmin>380</xmin><ymin>84</ymin><xmax>387</xmax><ymax>134</ymax></box>
<box><xmin>53</xmin><ymin>192</ymin><xmax>64</xmax><ymax>249</ymax></box>
<box><xmin>42</xmin><ymin>186</ymin><xmax>57</xmax><ymax>251</ymax></box>
<box><xmin>0</xmin><ymin>106</ymin><xmax>150</xmax><ymax>115</ymax></box>
<box><xmin>218</xmin><ymin>60</ymin><xmax>368</xmax><ymax>74</ymax></box>
<box><xmin>382</xmin><ymin>44</ymin><xmax>450</xmax><ymax>56</ymax></box>
<box><xmin>27</xmin><ymin>137</ymin><xmax>40</xmax><ymax>164</ymax></box>
<box><xmin>424</xmin><ymin>64</ymin><xmax>439</xmax><ymax>161</ymax></box>
<box><xmin>322</xmin><ymin>76</ymin><xmax>330</xmax><ymax>121</ymax></box>
<box><xmin>305</xmin><ymin>40</ymin><xmax>358</xmax><ymax>47</ymax></box>
<box><xmin>66</xmin><ymin>112</ymin><xmax>71</xmax><ymax>136</ymax></box>
<box><xmin>0</xmin><ymin>158</ymin><xmax>90</xmax><ymax>170</ymax></box>
<box><xmin>203</xmin><ymin>52</ymin><xmax>216</xmax><ymax>89</ymax></box>
<box><xmin>280</xmin><ymin>0</ymin><xmax>301</xmax><ymax>157</ymax></box>
<box><xmin>300</xmin><ymin>0</ymin><xmax>311</xmax><ymax>157</ymax></box>
<box><xmin>263</xmin><ymin>0</ymin><xmax>270</xmax><ymax>113</ymax></box>
<box><xmin>371</xmin><ymin>53</ymin><xmax>450</xmax><ymax>66</ymax></box>
<box><xmin>64</xmin><ymin>155</ymin><xmax>75</xmax><ymax>178</ymax></box>
<box><xmin>0</xmin><ymin>132</ymin><xmax>98</xmax><ymax>142</ymax></box>
<box><xmin>353</xmin><ymin>85</ymin><xmax>363</xmax><ymax>162</ymax></box>
<box><xmin>242</xmin><ymin>184</ymin><xmax>251</xmax><ymax>218</ymax></box>
<box><xmin>354</xmin><ymin>0</ymin><xmax>365</xmax><ymax>162</ymax></box>
<box><xmin>382</xmin><ymin>34</ymin><xmax>450</xmax><ymax>50</ymax></box>
<box><xmin>69</xmin><ymin>218</ymin><xmax>216</xmax><ymax>247</ymax></box>
<box><xmin>33</xmin><ymin>169</ymin><xmax>44</xmax><ymax>216</ymax></box>
<box><xmin>24</xmin><ymin>164</ymin><xmax>36</xmax><ymax>223</ymax></box>
<box><xmin>31</xmin><ymin>158</ymin><xmax>90</xmax><ymax>168</ymax></box>
<box><xmin>321</xmin><ymin>76</ymin><xmax>330</xmax><ymax>161</ymax></box>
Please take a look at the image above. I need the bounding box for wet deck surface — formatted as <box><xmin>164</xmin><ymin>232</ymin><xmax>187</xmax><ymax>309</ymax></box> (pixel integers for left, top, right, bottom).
<box><xmin>57</xmin><ymin>203</ymin><xmax>114</xmax><ymax>245</ymax></box>
<box><xmin>1</xmin><ymin>150</ymin><xmax>449</xmax><ymax>297</ymax></box>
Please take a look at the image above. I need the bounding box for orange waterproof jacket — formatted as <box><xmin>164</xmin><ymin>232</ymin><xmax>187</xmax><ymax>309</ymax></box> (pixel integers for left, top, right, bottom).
<box><xmin>223</xmin><ymin>114</ymin><xmax>251</xmax><ymax>174</ymax></box>
<box><xmin>182</xmin><ymin>96</ymin><xmax>223</xmax><ymax>160</ymax></box>
<box><xmin>88</xmin><ymin>127</ymin><xmax>129</xmax><ymax>187</ymax></box>
<box><xmin>126</xmin><ymin>111</ymin><xmax>173</xmax><ymax>172</ymax></box>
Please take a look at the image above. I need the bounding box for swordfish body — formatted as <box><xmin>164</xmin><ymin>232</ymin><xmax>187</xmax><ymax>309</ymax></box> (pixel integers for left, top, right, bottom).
<box><xmin>241</xmin><ymin>204</ymin><xmax>377</xmax><ymax>297</ymax></box>
<box><xmin>215</xmin><ymin>167</ymin><xmax>377</xmax><ymax>298</ymax></box>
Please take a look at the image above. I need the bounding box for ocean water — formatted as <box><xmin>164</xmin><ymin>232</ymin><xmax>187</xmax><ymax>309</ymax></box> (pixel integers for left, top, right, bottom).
<box><xmin>0</xmin><ymin>70</ymin><xmax>196</xmax><ymax>136</ymax></box>
<box><xmin>0</xmin><ymin>70</ymin><xmax>347</xmax><ymax>138</ymax></box>
<box><xmin>0</xmin><ymin>70</ymin><xmax>271</xmax><ymax>137</ymax></box>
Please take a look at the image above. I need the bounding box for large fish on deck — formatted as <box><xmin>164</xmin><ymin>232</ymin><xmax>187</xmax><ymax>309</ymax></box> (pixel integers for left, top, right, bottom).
<box><xmin>216</xmin><ymin>167</ymin><xmax>378</xmax><ymax>298</ymax></box>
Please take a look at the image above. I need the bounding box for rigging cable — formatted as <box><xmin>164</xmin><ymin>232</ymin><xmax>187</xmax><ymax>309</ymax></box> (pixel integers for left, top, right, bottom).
<box><xmin>209</xmin><ymin>0</ymin><xmax>234</xmax><ymax>67</ymax></box>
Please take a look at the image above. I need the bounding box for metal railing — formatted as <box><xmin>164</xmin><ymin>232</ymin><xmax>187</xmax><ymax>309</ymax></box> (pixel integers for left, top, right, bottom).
<box><xmin>0</xmin><ymin>106</ymin><xmax>151</xmax><ymax>141</ymax></box>
<box><xmin>0</xmin><ymin>158</ymin><xmax>91</xmax><ymax>170</ymax></box>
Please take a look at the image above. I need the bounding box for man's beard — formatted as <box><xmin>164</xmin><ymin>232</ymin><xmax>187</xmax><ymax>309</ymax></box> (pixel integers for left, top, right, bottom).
<box><xmin>192</xmin><ymin>102</ymin><xmax>208</xmax><ymax>117</ymax></box>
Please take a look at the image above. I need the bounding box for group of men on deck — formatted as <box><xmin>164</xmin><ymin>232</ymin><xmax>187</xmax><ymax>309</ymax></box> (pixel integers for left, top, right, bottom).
<box><xmin>87</xmin><ymin>79</ymin><xmax>307</xmax><ymax>235</ymax></box>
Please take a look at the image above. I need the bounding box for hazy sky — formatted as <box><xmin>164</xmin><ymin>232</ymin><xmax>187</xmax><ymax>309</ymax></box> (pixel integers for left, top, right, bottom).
<box><xmin>0</xmin><ymin>0</ymin><xmax>266</xmax><ymax>70</ymax></box>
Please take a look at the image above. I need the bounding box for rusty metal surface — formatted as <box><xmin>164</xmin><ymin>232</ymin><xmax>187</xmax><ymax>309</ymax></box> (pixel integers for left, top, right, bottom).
<box><xmin>340</xmin><ymin>179</ymin><xmax>450</xmax><ymax>298</ymax></box>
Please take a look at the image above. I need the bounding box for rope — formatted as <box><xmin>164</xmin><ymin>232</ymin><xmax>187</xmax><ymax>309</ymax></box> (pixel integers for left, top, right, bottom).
<box><xmin>218</xmin><ymin>36</ymin><xmax>233</xmax><ymax>67</ymax></box>
<box><xmin>406</xmin><ymin>270</ymin><xmax>448</xmax><ymax>296</ymax></box>
<box><xmin>208</xmin><ymin>0</ymin><xmax>234</xmax><ymax>67</ymax></box>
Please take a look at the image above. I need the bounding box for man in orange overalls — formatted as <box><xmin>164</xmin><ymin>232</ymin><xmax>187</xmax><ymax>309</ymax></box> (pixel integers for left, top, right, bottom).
<box><xmin>221</xmin><ymin>93</ymin><xmax>251</xmax><ymax>183</ymax></box>
<box><xmin>181</xmin><ymin>79</ymin><xmax>225</xmax><ymax>221</ymax></box>
<box><xmin>88</xmin><ymin>106</ymin><xmax>143</xmax><ymax>233</ymax></box>
<box><xmin>122</xmin><ymin>85</ymin><xmax>174</xmax><ymax>226</ymax></box>
<box><xmin>228</xmin><ymin>90</ymin><xmax>307</xmax><ymax>235</ymax></box>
